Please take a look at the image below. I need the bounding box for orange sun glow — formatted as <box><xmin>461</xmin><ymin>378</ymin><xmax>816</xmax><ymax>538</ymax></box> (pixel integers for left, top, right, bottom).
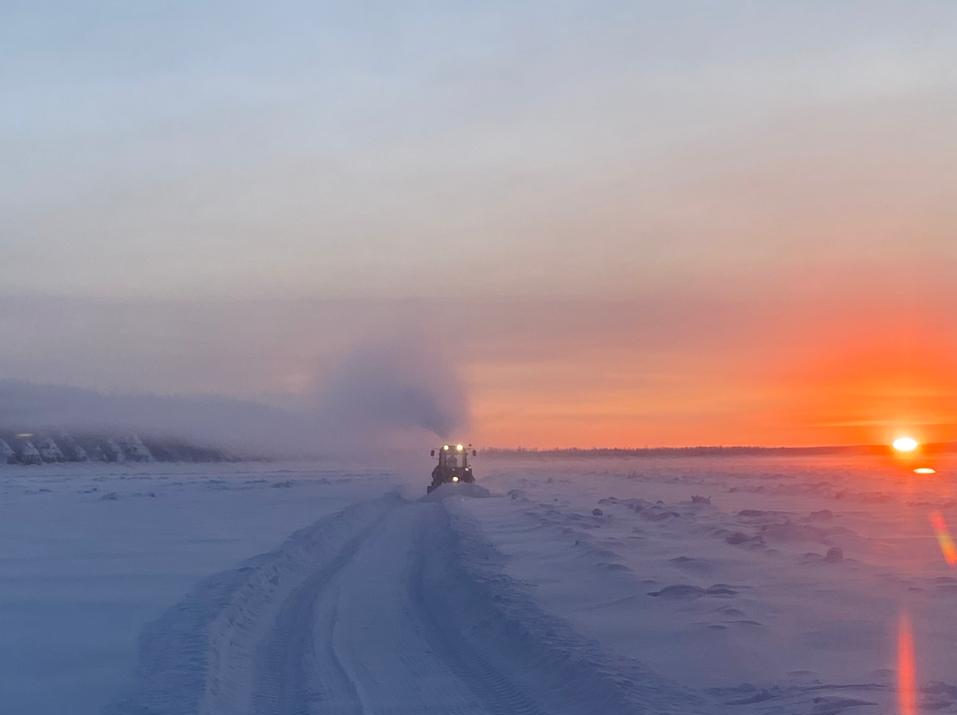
<box><xmin>892</xmin><ymin>436</ymin><xmax>920</xmax><ymax>453</ymax></box>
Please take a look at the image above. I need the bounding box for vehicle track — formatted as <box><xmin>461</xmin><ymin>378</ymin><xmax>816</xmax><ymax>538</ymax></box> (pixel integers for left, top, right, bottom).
<box><xmin>250</xmin><ymin>515</ymin><xmax>385</xmax><ymax>715</ymax></box>
<box><xmin>320</xmin><ymin>502</ymin><xmax>490</xmax><ymax>714</ymax></box>
<box><xmin>248</xmin><ymin>499</ymin><xmax>556</xmax><ymax>715</ymax></box>
<box><xmin>108</xmin><ymin>492</ymin><xmax>712</xmax><ymax>715</ymax></box>
<box><xmin>409</xmin><ymin>508</ymin><xmax>549</xmax><ymax>715</ymax></box>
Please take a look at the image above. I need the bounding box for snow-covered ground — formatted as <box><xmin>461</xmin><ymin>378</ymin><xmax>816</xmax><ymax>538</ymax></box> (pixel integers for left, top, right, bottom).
<box><xmin>0</xmin><ymin>462</ymin><xmax>393</xmax><ymax>715</ymax></box>
<box><xmin>2</xmin><ymin>455</ymin><xmax>956</xmax><ymax>714</ymax></box>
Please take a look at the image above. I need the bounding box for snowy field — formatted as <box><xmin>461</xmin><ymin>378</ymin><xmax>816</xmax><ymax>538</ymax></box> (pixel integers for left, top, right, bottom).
<box><xmin>2</xmin><ymin>454</ymin><xmax>956</xmax><ymax>714</ymax></box>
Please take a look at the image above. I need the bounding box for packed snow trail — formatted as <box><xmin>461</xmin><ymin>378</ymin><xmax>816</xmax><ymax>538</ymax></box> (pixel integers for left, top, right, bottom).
<box><xmin>106</xmin><ymin>489</ymin><xmax>712</xmax><ymax>715</ymax></box>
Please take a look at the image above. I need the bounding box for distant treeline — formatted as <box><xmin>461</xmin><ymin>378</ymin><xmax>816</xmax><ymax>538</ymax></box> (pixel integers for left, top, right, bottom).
<box><xmin>0</xmin><ymin>430</ymin><xmax>236</xmax><ymax>466</ymax></box>
<box><xmin>482</xmin><ymin>443</ymin><xmax>957</xmax><ymax>458</ymax></box>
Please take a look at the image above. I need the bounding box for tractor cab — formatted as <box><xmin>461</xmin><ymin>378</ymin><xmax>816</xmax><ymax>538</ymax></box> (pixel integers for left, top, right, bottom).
<box><xmin>428</xmin><ymin>443</ymin><xmax>477</xmax><ymax>493</ymax></box>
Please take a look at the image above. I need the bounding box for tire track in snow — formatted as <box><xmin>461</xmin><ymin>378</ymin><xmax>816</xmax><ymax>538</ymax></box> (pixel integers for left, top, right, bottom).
<box><xmin>316</xmin><ymin>591</ymin><xmax>364</xmax><ymax>715</ymax></box>
<box><xmin>250</xmin><ymin>515</ymin><xmax>385</xmax><ymax>715</ymax></box>
<box><xmin>102</xmin><ymin>495</ymin><xmax>399</xmax><ymax>715</ymax></box>
<box><xmin>106</xmin><ymin>491</ymin><xmax>715</xmax><ymax>715</ymax></box>
<box><xmin>407</xmin><ymin>507</ymin><xmax>549</xmax><ymax>715</ymax></box>
<box><xmin>321</xmin><ymin>502</ymin><xmax>491</xmax><ymax>714</ymax></box>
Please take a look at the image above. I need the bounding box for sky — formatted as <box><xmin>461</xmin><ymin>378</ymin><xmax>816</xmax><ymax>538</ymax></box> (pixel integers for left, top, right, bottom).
<box><xmin>2</xmin><ymin>1</ymin><xmax>956</xmax><ymax>448</ymax></box>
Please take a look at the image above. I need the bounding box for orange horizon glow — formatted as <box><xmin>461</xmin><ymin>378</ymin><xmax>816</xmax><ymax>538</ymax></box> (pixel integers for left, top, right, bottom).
<box><xmin>468</xmin><ymin>321</ymin><xmax>957</xmax><ymax>449</ymax></box>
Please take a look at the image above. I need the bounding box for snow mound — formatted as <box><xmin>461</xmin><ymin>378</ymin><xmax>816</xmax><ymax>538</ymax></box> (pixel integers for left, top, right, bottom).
<box><xmin>421</xmin><ymin>482</ymin><xmax>492</xmax><ymax>501</ymax></box>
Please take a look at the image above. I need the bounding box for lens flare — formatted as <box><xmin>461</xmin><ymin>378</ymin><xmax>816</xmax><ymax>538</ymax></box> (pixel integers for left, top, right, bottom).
<box><xmin>930</xmin><ymin>511</ymin><xmax>957</xmax><ymax>567</ymax></box>
<box><xmin>897</xmin><ymin>612</ymin><xmax>917</xmax><ymax>715</ymax></box>
<box><xmin>914</xmin><ymin>467</ymin><xmax>937</xmax><ymax>475</ymax></box>
<box><xmin>893</xmin><ymin>436</ymin><xmax>919</xmax><ymax>453</ymax></box>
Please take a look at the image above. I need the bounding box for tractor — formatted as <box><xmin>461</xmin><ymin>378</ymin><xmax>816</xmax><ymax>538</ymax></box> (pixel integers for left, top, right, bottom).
<box><xmin>428</xmin><ymin>443</ymin><xmax>476</xmax><ymax>493</ymax></box>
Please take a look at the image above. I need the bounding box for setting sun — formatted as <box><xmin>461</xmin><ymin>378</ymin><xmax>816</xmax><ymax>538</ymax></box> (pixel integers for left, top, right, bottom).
<box><xmin>893</xmin><ymin>436</ymin><xmax>920</xmax><ymax>453</ymax></box>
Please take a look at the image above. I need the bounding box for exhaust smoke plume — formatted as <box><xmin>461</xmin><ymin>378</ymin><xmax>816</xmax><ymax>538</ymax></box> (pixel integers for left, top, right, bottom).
<box><xmin>314</xmin><ymin>336</ymin><xmax>468</xmax><ymax>440</ymax></box>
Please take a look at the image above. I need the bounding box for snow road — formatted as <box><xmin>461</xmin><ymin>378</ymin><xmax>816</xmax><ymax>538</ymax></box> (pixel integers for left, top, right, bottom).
<box><xmin>106</xmin><ymin>489</ymin><xmax>708</xmax><ymax>715</ymax></box>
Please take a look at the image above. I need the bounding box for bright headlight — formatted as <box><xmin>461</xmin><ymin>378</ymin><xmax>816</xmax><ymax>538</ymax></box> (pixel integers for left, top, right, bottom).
<box><xmin>452</xmin><ymin>476</ymin><xmax>459</xmax><ymax>482</ymax></box>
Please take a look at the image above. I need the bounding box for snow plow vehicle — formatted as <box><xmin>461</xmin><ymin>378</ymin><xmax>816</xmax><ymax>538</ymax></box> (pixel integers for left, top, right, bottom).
<box><xmin>427</xmin><ymin>443</ymin><xmax>477</xmax><ymax>493</ymax></box>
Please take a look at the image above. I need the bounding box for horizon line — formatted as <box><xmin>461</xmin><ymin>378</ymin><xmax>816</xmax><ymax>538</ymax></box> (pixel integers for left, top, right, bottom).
<box><xmin>479</xmin><ymin>441</ymin><xmax>957</xmax><ymax>456</ymax></box>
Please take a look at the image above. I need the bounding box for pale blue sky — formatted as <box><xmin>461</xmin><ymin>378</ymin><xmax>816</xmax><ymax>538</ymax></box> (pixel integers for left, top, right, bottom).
<box><xmin>4</xmin><ymin>1</ymin><xmax>954</xmax><ymax>301</ymax></box>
